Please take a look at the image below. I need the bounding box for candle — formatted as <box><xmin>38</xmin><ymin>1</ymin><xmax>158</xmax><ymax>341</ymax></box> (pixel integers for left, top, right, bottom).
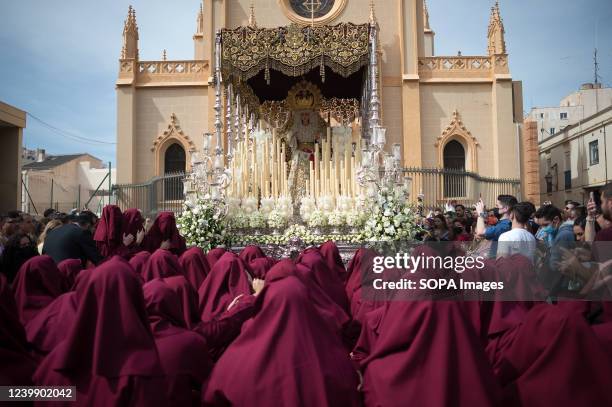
<box><xmin>393</xmin><ymin>143</ymin><xmax>401</xmax><ymax>161</ymax></box>
<box><xmin>314</xmin><ymin>142</ymin><xmax>319</xmax><ymax>199</ymax></box>
<box><xmin>310</xmin><ymin>162</ymin><xmax>315</xmax><ymax>199</ymax></box>
<box><xmin>214</xmin><ymin>154</ymin><xmax>224</xmax><ymax>170</ymax></box>
<box><xmin>377</xmin><ymin>127</ymin><xmax>387</xmax><ymax>145</ymax></box>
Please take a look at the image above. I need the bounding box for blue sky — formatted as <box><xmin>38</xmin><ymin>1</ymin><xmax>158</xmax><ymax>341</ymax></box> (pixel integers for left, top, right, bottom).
<box><xmin>0</xmin><ymin>0</ymin><xmax>610</xmax><ymax>166</ymax></box>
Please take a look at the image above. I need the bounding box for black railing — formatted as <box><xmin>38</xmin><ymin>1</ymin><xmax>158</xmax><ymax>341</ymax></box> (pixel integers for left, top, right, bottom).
<box><xmin>112</xmin><ymin>169</ymin><xmax>520</xmax><ymax>216</ymax></box>
<box><xmin>113</xmin><ymin>172</ymin><xmax>185</xmax><ymax>217</ymax></box>
<box><xmin>402</xmin><ymin>167</ymin><xmax>521</xmax><ymax>210</ymax></box>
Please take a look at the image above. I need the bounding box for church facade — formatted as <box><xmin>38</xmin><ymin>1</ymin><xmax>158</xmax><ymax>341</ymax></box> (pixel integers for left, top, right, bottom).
<box><xmin>116</xmin><ymin>0</ymin><xmax>524</xmax><ymax>202</ymax></box>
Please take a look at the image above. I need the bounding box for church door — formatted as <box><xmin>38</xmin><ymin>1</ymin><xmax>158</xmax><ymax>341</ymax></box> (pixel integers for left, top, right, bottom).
<box><xmin>163</xmin><ymin>143</ymin><xmax>185</xmax><ymax>201</ymax></box>
<box><xmin>443</xmin><ymin>140</ymin><xmax>466</xmax><ymax>198</ymax></box>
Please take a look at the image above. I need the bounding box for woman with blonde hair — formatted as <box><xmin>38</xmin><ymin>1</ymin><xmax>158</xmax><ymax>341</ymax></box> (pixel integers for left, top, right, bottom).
<box><xmin>37</xmin><ymin>219</ymin><xmax>62</xmax><ymax>255</ymax></box>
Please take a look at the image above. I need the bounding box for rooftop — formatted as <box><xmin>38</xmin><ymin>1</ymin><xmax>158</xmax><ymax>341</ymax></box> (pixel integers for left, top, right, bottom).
<box><xmin>22</xmin><ymin>153</ymin><xmax>95</xmax><ymax>170</ymax></box>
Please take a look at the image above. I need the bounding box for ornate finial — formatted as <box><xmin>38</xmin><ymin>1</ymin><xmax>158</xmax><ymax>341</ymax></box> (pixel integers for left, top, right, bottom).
<box><xmin>196</xmin><ymin>1</ymin><xmax>205</xmax><ymax>34</ymax></box>
<box><xmin>121</xmin><ymin>5</ymin><xmax>139</xmax><ymax>60</ymax></box>
<box><xmin>248</xmin><ymin>0</ymin><xmax>257</xmax><ymax>27</ymax></box>
<box><xmin>423</xmin><ymin>0</ymin><xmax>431</xmax><ymax>30</ymax></box>
<box><xmin>487</xmin><ymin>0</ymin><xmax>506</xmax><ymax>55</ymax></box>
<box><xmin>162</xmin><ymin>49</ymin><xmax>167</xmax><ymax>61</ymax></box>
<box><xmin>123</xmin><ymin>5</ymin><xmax>138</xmax><ymax>34</ymax></box>
<box><xmin>369</xmin><ymin>0</ymin><xmax>377</xmax><ymax>24</ymax></box>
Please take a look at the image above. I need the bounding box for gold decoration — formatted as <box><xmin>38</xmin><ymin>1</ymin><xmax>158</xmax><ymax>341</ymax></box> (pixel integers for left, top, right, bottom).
<box><xmin>286</xmin><ymin>80</ymin><xmax>323</xmax><ymax>111</ymax></box>
<box><xmin>220</xmin><ymin>23</ymin><xmax>370</xmax><ymax>82</ymax></box>
<box><xmin>233</xmin><ymin>80</ymin><xmax>261</xmax><ymax>121</ymax></box>
<box><xmin>321</xmin><ymin>98</ymin><xmax>360</xmax><ymax>126</ymax></box>
<box><xmin>260</xmin><ymin>100</ymin><xmax>292</xmax><ymax>130</ymax></box>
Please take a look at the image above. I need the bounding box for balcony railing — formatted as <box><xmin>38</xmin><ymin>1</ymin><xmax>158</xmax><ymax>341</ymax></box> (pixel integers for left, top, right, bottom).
<box><xmin>418</xmin><ymin>55</ymin><xmax>509</xmax><ymax>79</ymax></box>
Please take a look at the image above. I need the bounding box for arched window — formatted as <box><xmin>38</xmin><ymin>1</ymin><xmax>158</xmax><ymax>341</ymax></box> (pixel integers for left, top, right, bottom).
<box><xmin>164</xmin><ymin>143</ymin><xmax>186</xmax><ymax>174</ymax></box>
<box><xmin>443</xmin><ymin>140</ymin><xmax>466</xmax><ymax>198</ymax></box>
<box><xmin>163</xmin><ymin>143</ymin><xmax>185</xmax><ymax>201</ymax></box>
<box><xmin>443</xmin><ymin>140</ymin><xmax>465</xmax><ymax>170</ymax></box>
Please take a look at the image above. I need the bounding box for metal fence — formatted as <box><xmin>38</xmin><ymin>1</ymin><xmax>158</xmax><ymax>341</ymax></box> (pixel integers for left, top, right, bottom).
<box><xmin>111</xmin><ymin>169</ymin><xmax>520</xmax><ymax>217</ymax></box>
<box><xmin>113</xmin><ymin>173</ymin><xmax>185</xmax><ymax>217</ymax></box>
<box><xmin>402</xmin><ymin>167</ymin><xmax>521</xmax><ymax>210</ymax></box>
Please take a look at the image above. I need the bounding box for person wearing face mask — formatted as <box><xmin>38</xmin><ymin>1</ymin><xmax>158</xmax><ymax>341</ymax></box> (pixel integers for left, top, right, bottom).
<box><xmin>474</xmin><ymin>194</ymin><xmax>518</xmax><ymax>257</ymax></box>
<box><xmin>0</xmin><ymin>233</ymin><xmax>39</xmax><ymax>283</ymax></box>
<box><xmin>537</xmin><ymin>205</ymin><xmax>576</xmax><ymax>293</ymax></box>
<box><xmin>452</xmin><ymin>219</ymin><xmax>471</xmax><ymax>242</ymax></box>
<box><xmin>538</xmin><ymin>205</ymin><xmax>575</xmax><ymax>248</ymax></box>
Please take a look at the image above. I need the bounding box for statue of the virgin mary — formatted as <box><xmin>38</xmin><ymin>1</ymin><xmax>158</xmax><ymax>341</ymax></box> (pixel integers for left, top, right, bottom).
<box><xmin>286</xmin><ymin>109</ymin><xmax>326</xmax><ymax>201</ymax></box>
<box><xmin>284</xmin><ymin>81</ymin><xmax>326</xmax><ymax>201</ymax></box>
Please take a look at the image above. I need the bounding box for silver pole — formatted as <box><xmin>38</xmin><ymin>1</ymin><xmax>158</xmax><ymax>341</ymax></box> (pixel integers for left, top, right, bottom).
<box><xmin>225</xmin><ymin>83</ymin><xmax>233</xmax><ymax>160</ymax></box>
<box><xmin>214</xmin><ymin>31</ymin><xmax>223</xmax><ymax>156</ymax></box>
<box><xmin>235</xmin><ymin>93</ymin><xmax>241</xmax><ymax>145</ymax></box>
<box><xmin>368</xmin><ymin>22</ymin><xmax>381</xmax><ymax>134</ymax></box>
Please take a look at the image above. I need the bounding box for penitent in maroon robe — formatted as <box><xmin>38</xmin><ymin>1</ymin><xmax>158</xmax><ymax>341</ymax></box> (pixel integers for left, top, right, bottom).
<box><xmin>203</xmin><ymin>275</ymin><xmax>360</xmax><ymax>407</ymax></box>
<box><xmin>179</xmin><ymin>247</ymin><xmax>210</xmax><ymax>290</ymax></box>
<box><xmin>143</xmin><ymin>279</ymin><xmax>212</xmax><ymax>407</ymax></box>
<box><xmin>198</xmin><ymin>252</ymin><xmax>252</xmax><ymax>322</ymax></box>
<box><xmin>141</xmin><ymin>249</ymin><xmax>183</xmax><ymax>282</ymax></box>
<box><xmin>32</xmin><ymin>257</ymin><xmax>168</xmax><ymax>406</ymax></box>
<box><xmin>12</xmin><ymin>255</ymin><xmax>66</xmax><ymax>326</ymax></box>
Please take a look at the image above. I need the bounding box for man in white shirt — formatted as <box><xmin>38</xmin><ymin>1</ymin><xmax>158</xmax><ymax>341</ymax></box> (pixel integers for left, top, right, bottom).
<box><xmin>497</xmin><ymin>202</ymin><xmax>537</xmax><ymax>263</ymax></box>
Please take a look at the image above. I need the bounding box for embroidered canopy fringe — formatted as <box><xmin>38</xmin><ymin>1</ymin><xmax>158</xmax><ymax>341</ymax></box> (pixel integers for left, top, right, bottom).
<box><xmin>220</xmin><ymin>23</ymin><xmax>371</xmax><ymax>83</ymax></box>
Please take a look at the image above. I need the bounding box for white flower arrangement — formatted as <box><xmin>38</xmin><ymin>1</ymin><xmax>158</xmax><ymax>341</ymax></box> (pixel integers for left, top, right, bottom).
<box><xmin>259</xmin><ymin>197</ymin><xmax>275</xmax><ymax>215</ymax></box>
<box><xmin>242</xmin><ymin>197</ymin><xmax>258</xmax><ymax>214</ymax></box>
<box><xmin>283</xmin><ymin>224</ymin><xmax>316</xmax><ymax>244</ymax></box>
<box><xmin>248</xmin><ymin>210</ymin><xmax>267</xmax><ymax>229</ymax></box>
<box><xmin>177</xmin><ymin>198</ymin><xmax>227</xmax><ymax>251</ymax></box>
<box><xmin>227</xmin><ymin>197</ymin><xmax>241</xmax><ymax>213</ymax></box>
<box><xmin>308</xmin><ymin>209</ymin><xmax>327</xmax><ymax>228</ymax></box>
<box><xmin>318</xmin><ymin>195</ymin><xmax>334</xmax><ymax>212</ymax></box>
<box><xmin>362</xmin><ymin>186</ymin><xmax>422</xmax><ymax>242</ymax></box>
<box><xmin>336</xmin><ymin>195</ymin><xmax>354</xmax><ymax>212</ymax></box>
<box><xmin>327</xmin><ymin>210</ymin><xmax>346</xmax><ymax>227</ymax></box>
<box><xmin>299</xmin><ymin>197</ymin><xmax>316</xmax><ymax>221</ymax></box>
<box><xmin>346</xmin><ymin>210</ymin><xmax>366</xmax><ymax>227</ymax></box>
<box><xmin>234</xmin><ymin>223</ymin><xmax>363</xmax><ymax>246</ymax></box>
<box><xmin>227</xmin><ymin>210</ymin><xmax>249</xmax><ymax>230</ymax></box>
<box><xmin>267</xmin><ymin>208</ymin><xmax>288</xmax><ymax>229</ymax></box>
<box><xmin>276</xmin><ymin>196</ymin><xmax>293</xmax><ymax>217</ymax></box>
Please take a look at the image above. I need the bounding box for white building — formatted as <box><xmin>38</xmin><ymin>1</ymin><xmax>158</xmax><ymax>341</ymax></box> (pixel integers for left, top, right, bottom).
<box><xmin>21</xmin><ymin>151</ymin><xmax>116</xmax><ymax>215</ymax></box>
<box><xmin>528</xmin><ymin>83</ymin><xmax>612</xmax><ymax>142</ymax></box>
<box><xmin>539</xmin><ymin>105</ymin><xmax>611</xmax><ymax>206</ymax></box>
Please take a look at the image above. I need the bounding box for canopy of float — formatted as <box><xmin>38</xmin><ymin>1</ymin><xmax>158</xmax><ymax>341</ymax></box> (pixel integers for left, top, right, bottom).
<box><xmin>217</xmin><ymin>23</ymin><xmax>374</xmax><ymax>128</ymax></box>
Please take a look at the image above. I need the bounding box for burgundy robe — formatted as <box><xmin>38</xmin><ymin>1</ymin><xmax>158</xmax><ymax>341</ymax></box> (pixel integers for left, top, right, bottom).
<box><xmin>296</xmin><ymin>248</ymin><xmax>349</xmax><ymax>313</ymax></box>
<box><xmin>57</xmin><ymin>258</ymin><xmax>82</xmax><ymax>291</ymax></box>
<box><xmin>141</xmin><ymin>249</ymin><xmax>183</xmax><ymax>282</ymax></box>
<box><xmin>143</xmin><ymin>212</ymin><xmax>186</xmax><ymax>256</ymax></box>
<box><xmin>93</xmin><ymin>204</ymin><xmax>123</xmax><ymax>258</ymax></box>
<box><xmin>117</xmin><ymin>208</ymin><xmax>145</xmax><ymax>259</ymax></box>
<box><xmin>179</xmin><ymin>247</ymin><xmax>210</xmax><ymax>290</ymax></box>
<box><xmin>203</xmin><ymin>275</ymin><xmax>360</xmax><ymax>406</ymax></box>
<box><xmin>143</xmin><ymin>279</ymin><xmax>212</xmax><ymax>406</ymax></box>
<box><xmin>362</xmin><ymin>301</ymin><xmax>502</xmax><ymax>407</ymax></box>
<box><xmin>0</xmin><ymin>273</ymin><xmax>38</xmax><ymax>385</ymax></box>
<box><xmin>32</xmin><ymin>257</ymin><xmax>167</xmax><ymax>406</ymax></box>
<box><xmin>12</xmin><ymin>255</ymin><xmax>65</xmax><ymax>326</ymax></box>
<box><xmin>198</xmin><ymin>252</ymin><xmax>252</xmax><ymax>322</ymax></box>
